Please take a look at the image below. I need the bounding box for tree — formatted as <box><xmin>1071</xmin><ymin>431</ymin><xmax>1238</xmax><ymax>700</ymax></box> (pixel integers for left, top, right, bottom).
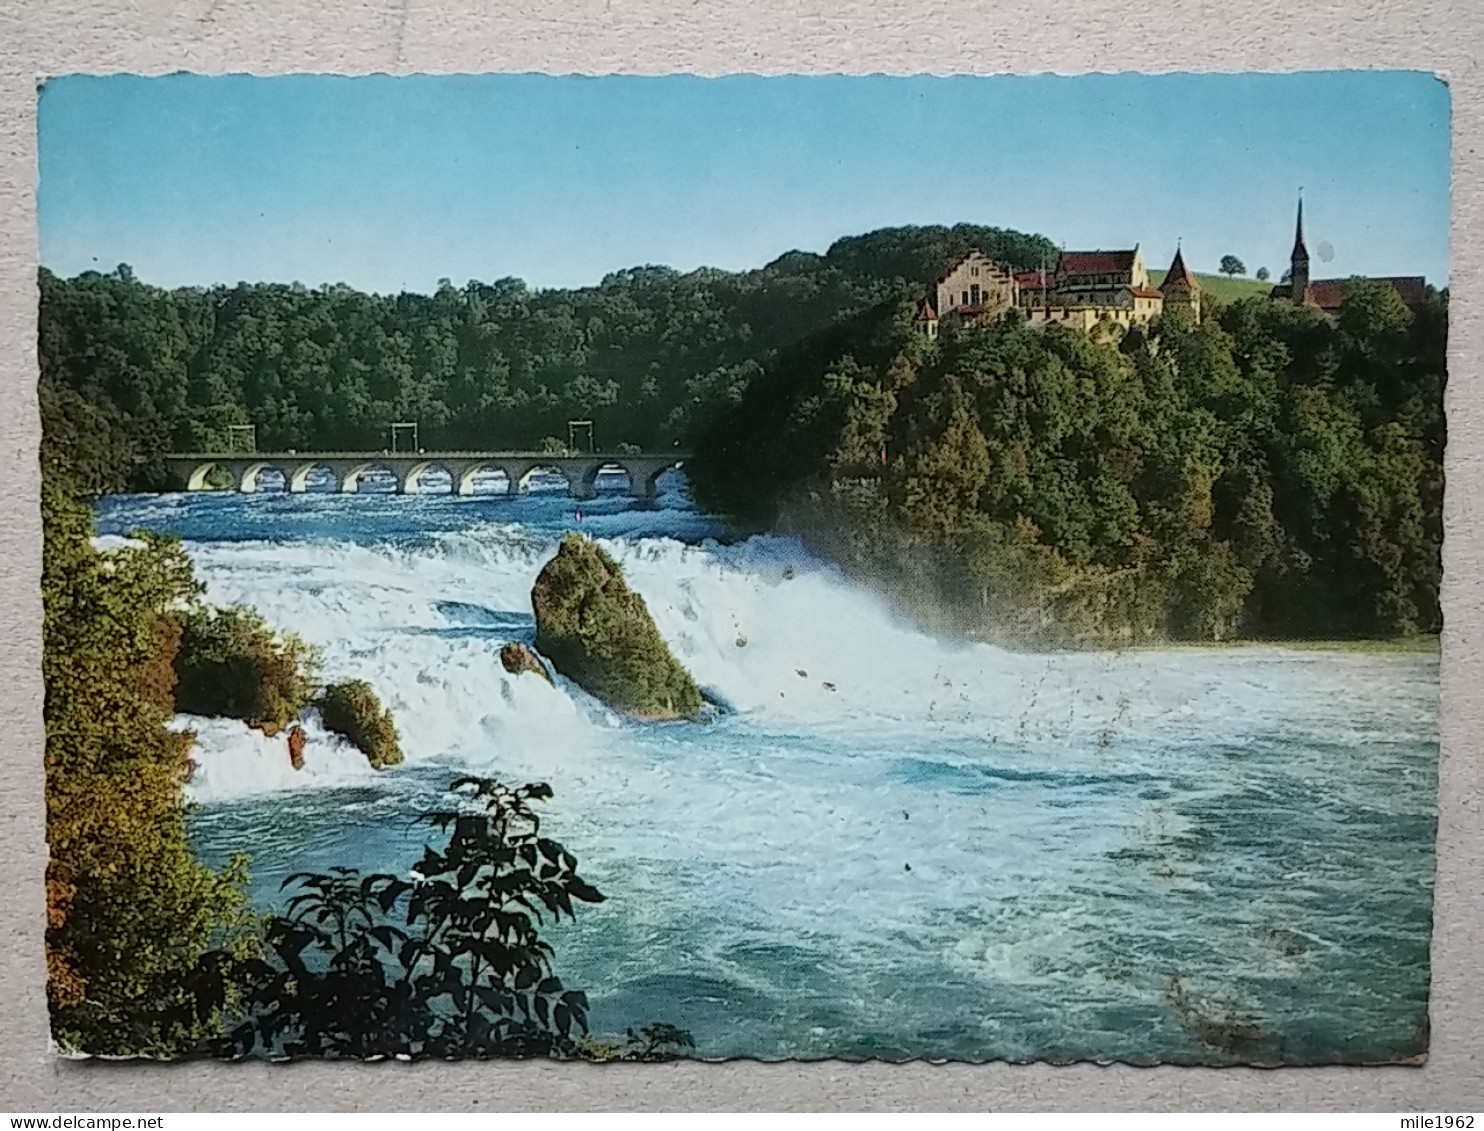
<box><xmin>894</xmin><ymin>392</ymin><xmax>993</xmax><ymax>538</ymax></box>
<box><xmin>42</xmin><ymin>483</ymin><xmax>255</xmax><ymax>1056</ymax></box>
<box><xmin>175</xmin><ymin>606</ymin><xmax>321</xmax><ymax>735</ymax></box>
<box><xmin>218</xmin><ymin>777</ymin><xmax>605</xmax><ymax>1060</ymax></box>
<box><xmin>40</xmin><ymin>224</ymin><xmax>1445</xmax><ymax>650</ymax></box>
<box><xmin>1256</xmin><ymin>267</ymin><xmax>1271</xmax><ymax>282</ymax></box>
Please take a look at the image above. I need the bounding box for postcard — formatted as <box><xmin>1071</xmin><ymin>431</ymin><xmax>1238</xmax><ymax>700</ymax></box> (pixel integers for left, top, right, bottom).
<box><xmin>37</xmin><ymin>71</ymin><xmax>1445</xmax><ymax>1064</ymax></box>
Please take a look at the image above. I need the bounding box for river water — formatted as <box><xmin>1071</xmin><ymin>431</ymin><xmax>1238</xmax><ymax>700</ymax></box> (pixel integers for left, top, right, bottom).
<box><xmin>94</xmin><ymin>470</ymin><xmax>1437</xmax><ymax>1064</ymax></box>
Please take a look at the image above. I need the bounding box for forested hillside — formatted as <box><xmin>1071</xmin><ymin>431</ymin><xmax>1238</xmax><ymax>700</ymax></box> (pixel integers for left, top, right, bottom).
<box><xmin>38</xmin><ymin>222</ymin><xmax>1445</xmax><ymax>642</ymax></box>
<box><xmin>39</xmin><ymin>224</ymin><xmax>1056</xmax><ymax>493</ymax></box>
<box><xmin>688</xmin><ymin>282</ymin><xmax>1447</xmax><ymax>643</ymax></box>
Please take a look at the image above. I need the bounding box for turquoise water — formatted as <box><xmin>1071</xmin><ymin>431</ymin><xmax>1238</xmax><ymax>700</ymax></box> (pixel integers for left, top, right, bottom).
<box><xmin>95</xmin><ymin>473</ymin><xmax>1437</xmax><ymax>1063</ymax></box>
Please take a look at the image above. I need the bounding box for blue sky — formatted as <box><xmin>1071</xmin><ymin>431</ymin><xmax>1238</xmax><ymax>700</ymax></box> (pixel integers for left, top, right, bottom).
<box><xmin>38</xmin><ymin>71</ymin><xmax>1450</xmax><ymax>294</ymax></box>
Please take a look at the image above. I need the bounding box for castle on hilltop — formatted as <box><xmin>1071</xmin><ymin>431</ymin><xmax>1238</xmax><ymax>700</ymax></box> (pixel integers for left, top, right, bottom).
<box><xmin>916</xmin><ymin>197</ymin><xmax>1432</xmax><ymax>341</ymax></box>
<box><xmin>915</xmin><ymin>242</ymin><xmax>1200</xmax><ymax>339</ymax></box>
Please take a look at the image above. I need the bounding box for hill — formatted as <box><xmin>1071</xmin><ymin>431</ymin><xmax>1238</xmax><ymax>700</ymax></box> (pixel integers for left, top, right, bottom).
<box><xmin>39</xmin><ymin>223</ymin><xmax>1060</xmax><ymax>493</ymax></box>
<box><xmin>689</xmin><ymin>275</ymin><xmax>1447</xmax><ymax>645</ymax></box>
<box><xmin>1148</xmin><ymin>269</ymin><xmax>1274</xmax><ymax>303</ymax></box>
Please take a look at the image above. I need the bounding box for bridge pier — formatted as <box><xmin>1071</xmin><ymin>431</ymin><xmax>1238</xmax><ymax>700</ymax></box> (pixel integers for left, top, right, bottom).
<box><xmin>569</xmin><ymin>462</ymin><xmax>601</xmax><ymax>502</ymax></box>
<box><xmin>455</xmin><ymin>466</ymin><xmax>481</xmax><ymax>496</ymax></box>
<box><xmin>289</xmin><ymin>465</ymin><xmax>313</xmax><ymax>493</ymax></box>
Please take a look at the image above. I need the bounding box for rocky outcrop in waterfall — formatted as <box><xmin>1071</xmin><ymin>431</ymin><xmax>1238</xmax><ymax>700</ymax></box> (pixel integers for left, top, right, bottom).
<box><xmin>174</xmin><ymin>605</ymin><xmax>321</xmax><ymax>736</ymax></box>
<box><xmin>532</xmin><ymin>533</ymin><xmax>703</xmax><ymax>721</ymax></box>
<box><xmin>500</xmin><ymin>642</ymin><xmax>552</xmax><ymax>684</ymax></box>
<box><xmin>314</xmin><ymin>679</ymin><xmax>404</xmax><ymax>768</ymax></box>
<box><xmin>287</xmin><ymin>724</ymin><xmax>306</xmax><ymax>771</ymax></box>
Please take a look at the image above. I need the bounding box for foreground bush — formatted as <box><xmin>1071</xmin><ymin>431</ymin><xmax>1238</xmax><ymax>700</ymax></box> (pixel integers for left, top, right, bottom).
<box><xmin>217</xmin><ymin>777</ymin><xmax>602</xmax><ymax>1060</ymax></box>
<box><xmin>175</xmin><ymin>606</ymin><xmax>321</xmax><ymax>735</ymax></box>
<box><xmin>314</xmin><ymin>678</ymin><xmax>403</xmax><ymax>768</ymax></box>
<box><xmin>42</xmin><ymin>484</ymin><xmax>255</xmax><ymax>1056</ymax></box>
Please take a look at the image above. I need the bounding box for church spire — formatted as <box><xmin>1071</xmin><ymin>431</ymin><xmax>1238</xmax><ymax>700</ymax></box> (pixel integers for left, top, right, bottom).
<box><xmin>1292</xmin><ymin>191</ymin><xmax>1309</xmax><ymax>262</ymax></box>
<box><xmin>1289</xmin><ymin>190</ymin><xmax>1310</xmax><ymax>304</ymax></box>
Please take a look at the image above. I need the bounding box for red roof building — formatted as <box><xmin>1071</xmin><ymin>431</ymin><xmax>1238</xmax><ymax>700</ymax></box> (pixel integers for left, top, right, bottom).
<box><xmin>1159</xmin><ymin>246</ymin><xmax>1203</xmax><ymax>321</ymax></box>
<box><xmin>1058</xmin><ymin>249</ymin><xmax>1140</xmax><ymax>277</ymax></box>
<box><xmin>1273</xmin><ymin>196</ymin><xmax>1431</xmax><ymax>315</ymax></box>
<box><xmin>1272</xmin><ymin>275</ymin><xmax>1430</xmax><ymax>313</ymax></box>
<box><xmin>1161</xmin><ymin>247</ymin><xmax>1198</xmax><ymax>291</ymax></box>
<box><xmin>1014</xmin><ymin>245</ymin><xmax>1166</xmax><ymax>329</ymax></box>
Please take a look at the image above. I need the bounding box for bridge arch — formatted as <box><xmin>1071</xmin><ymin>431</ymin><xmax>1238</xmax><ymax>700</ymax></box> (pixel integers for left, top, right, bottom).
<box><xmin>185</xmin><ymin>462</ymin><xmax>230</xmax><ymax>491</ymax></box>
<box><xmin>573</xmin><ymin>461</ymin><xmax>636</xmax><ymax>500</ymax></box>
<box><xmin>400</xmin><ymin>461</ymin><xmax>457</xmax><ymax>495</ymax></box>
<box><xmin>514</xmin><ymin>462</ymin><xmax>576</xmax><ymax>495</ymax></box>
<box><xmin>234</xmin><ymin>462</ymin><xmax>269</xmax><ymax>492</ymax></box>
<box><xmin>240</xmin><ymin>464</ymin><xmax>289</xmax><ymax>493</ymax></box>
<box><xmin>455</xmin><ymin>463</ymin><xmax>513</xmax><ymax>496</ymax></box>
<box><xmin>288</xmin><ymin>462</ymin><xmax>339</xmax><ymax>493</ymax></box>
<box><xmin>623</xmin><ymin>457</ymin><xmax>685</xmax><ymax>502</ymax></box>
<box><xmin>338</xmin><ymin>462</ymin><xmax>400</xmax><ymax>494</ymax></box>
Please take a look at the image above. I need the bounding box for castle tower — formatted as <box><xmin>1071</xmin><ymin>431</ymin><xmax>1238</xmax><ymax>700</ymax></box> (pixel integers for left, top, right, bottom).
<box><xmin>1289</xmin><ymin>193</ymin><xmax>1310</xmax><ymax>305</ymax></box>
<box><xmin>914</xmin><ymin>296</ymin><xmax>939</xmax><ymax>340</ymax></box>
<box><xmin>1159</xmin><ymin>243</ymin><xmax>1202</xmax><ymax>323</ymax></box>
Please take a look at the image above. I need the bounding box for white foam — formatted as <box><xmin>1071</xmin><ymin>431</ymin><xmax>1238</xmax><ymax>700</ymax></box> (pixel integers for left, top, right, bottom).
<box><xmin>172</xmin><ymin>521</ymin><xmax>1437</xmax><ymax>808</ymax></box>
<box><xmin>91</xmin><ymin>534</ymin><xmax>146</xmax><ymax>552</ymax></box>
<box><xmin>178</xmin><ymin>713</ymin><xmax>379</xmax><ymax>801</ymax></box>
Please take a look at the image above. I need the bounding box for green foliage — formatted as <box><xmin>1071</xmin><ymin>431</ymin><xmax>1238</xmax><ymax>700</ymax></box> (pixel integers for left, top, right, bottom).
<box><xmin>684</xmin><ymin>297</ymin><xmax>918</xmax><ymax>526</ymax></box>
<box><xmin>1219</xmin><ymin>255</ymin><xmax>1247</xmax><ymax>278</ymax></box>
<box><xmin>218</xmin><ymin>777</ymin><xmax>603</xmax><ymax>1060</ymax></box>
<box><xmin>175</xmin><ymin>606</ymin><xmax>322</xmax><ymax>736</ymax></box>
<box><xmin>38</xmin><ymin>229</ymin><xmax>1442</xmax><ymax>648</ymax></box>
<box><xmin>574</xmin><ymin>1024</ymin><xmax>696</xmax><ymax>1062</ymax></box>
<box><xmin>41</xmin><ymin>481</ymin><xmax>255</xmax><ymax>1056</ymax></box>
<box><xmin>532</xmin><ymin>534</ymin><xmax>703</xmax><ymax>718</ymax></box>
<box><xmin>39</xmin><ymin>379</ymin><xmax>154</xmax><ymax>496</ymax></box>
<box><xmin>37</xmin><ymin>225</ymin><xmax>1055</xmax><ymax>490</ymax></box>
<box><xmin>820</xmin><ymin>223</ymin><xmax>1058</xmax><ymax>284</ymax></box>
<box><xmin>314</xmin><ymin>679</ymin><xmax>404</xmax><ymax>768</ymax></box>
<box><xmin>623</xmin><ymin>1022</ymin><xmax>698</xmax><ymax>1061</ymax></box>
<box><xmin>694</xmin><ymin>282</ymin><xmax>1445</xmax><ymax>645</ymax></box>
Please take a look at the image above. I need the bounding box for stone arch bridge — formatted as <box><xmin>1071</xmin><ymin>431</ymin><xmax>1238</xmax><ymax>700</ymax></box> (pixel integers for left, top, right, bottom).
<box><xmin>163</xmin><ymin>451</ymin><xmax>689</xmax><ymax>501</ymax></box>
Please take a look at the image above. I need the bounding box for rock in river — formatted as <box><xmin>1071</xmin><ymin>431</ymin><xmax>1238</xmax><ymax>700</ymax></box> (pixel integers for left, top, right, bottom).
<box><xmin>314</xmin><ymin>678</ymin><xmax>404</xmax><ymax>769</ymax></box>
<box><xmin>500</xmin><ymin>641</ymin><xmax>552</xmax><ymax>684</ymax></box>
<box><xmin>287</xmin><ymin>723</ymin><xmax>307</xmax><ymax>771</ymax></box>
<box><xmin>532</xmin><ymin>533</ymin><xmax>703</xmax><ymax>721</ymax></box>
